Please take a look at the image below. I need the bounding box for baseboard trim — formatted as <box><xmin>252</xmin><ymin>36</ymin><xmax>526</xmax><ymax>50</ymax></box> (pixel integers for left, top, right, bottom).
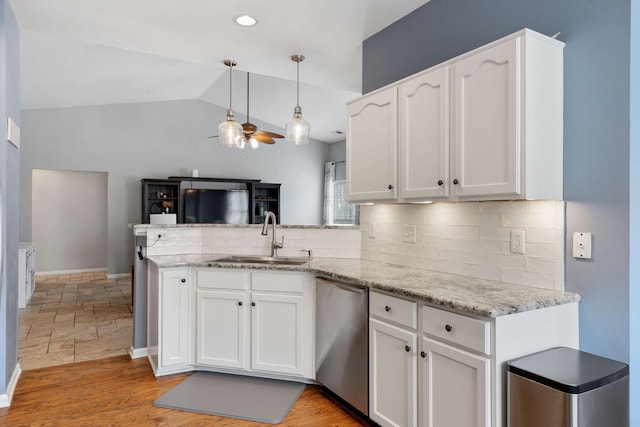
<box><xmin>108</xmin><ymin>273</ymin><xmax>132</xmax><ymax>279</ymax></box>
<box><xmin>129</xmin><ymin>346</ymin><xmax>148</xmax><ymax>359</ymax></box>
<box><xmin>36</xmin><ymin>268</ymin><xmax>108</xmax><ymax>276</ymax></box>
<box><xmin>0</xmin><ymin>363</ymin><xmax>22</xmax><ymax>408</ymax></box>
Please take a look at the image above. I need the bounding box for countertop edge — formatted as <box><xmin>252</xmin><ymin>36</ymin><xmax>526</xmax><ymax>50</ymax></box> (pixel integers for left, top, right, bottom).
<box><xmin>146</xmin><ymin>255</ymin><xmax>580</xmax><ymax>318</ymax></box>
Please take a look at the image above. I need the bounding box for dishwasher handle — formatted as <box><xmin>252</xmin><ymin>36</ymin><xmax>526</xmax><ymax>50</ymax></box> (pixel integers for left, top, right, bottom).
<box><xmin>316</xmin><ymin>277</ymin><xmax>366</xmax><ymax>294</ymax></box>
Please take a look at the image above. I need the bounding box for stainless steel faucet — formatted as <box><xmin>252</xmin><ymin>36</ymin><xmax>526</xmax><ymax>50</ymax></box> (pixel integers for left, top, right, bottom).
<box><xmin>261</xmin><ymin>211</ymin><xmax>284</xmax><ymax>257</ymax></box>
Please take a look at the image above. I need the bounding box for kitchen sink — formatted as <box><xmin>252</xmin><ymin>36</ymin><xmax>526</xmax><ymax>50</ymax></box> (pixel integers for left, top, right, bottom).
<box><xmin>209</xmin><ymin>255</ymin><xmax>311</xmax><ymax>265</ymax></box>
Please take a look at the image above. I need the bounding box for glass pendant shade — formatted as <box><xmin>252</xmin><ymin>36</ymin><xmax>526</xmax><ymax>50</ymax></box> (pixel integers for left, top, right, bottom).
<box><xmin>286</xmin><ymin>106</ymin><xmax>310</xmax><ymax>144</ymax></box>
<box><xmin>218</xmin><ymin>59</ymin><xmax>243</xmax><ymax>148</ymax></box>
<box><xmin>218</xmin><ymin>110</ymin><xmax>243</xmax><ymax>147</ymax></box>
<box><xmin>286</xmin><ymin>54</ymin><xmax>310</xmax><ymax>145</ymax></box>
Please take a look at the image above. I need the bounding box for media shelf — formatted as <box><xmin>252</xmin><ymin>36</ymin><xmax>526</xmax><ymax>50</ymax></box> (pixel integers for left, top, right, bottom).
<box><xmin>141</xmin><ymin>177</ymin><xmax>280</xmax><ymax>225</ymax></box>
<box><xmin>251</xmin><ymin>183</ymin><xmax>281</xmax><ymax>224</ymax></box>
<box><xmin>141</xmin><ymin>179</ymin><xmax>182</xmax><ymax>224</ymax></box>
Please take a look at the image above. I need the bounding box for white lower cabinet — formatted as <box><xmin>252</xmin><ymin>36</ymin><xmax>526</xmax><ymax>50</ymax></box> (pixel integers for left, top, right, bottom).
<box><xmin>147</xmin><ymin>266</ymin><xmax>193</xmax><ymax>376</ymax></box>
<box><xmin>251</xmin><ymin>292</ymin><xmax>304</xmax><ymax>375</ymax></box>
<box><xmin>196</xmin><ymin>289</ymin><xmax>247</xmax><ymax>369</ymax></box>
<box><xmin>420</xmin><ymin>337</ymin><xmax>490</xmax><ymax>427</ymax></box>
<box><xmin>371</xmin><ymin>291</ymin><xmax>579</xmax><ymax>427</ymax></box>
<box><xmin>370</xmin><ymin>317</ymin><xmax>418</xmax><ymax>427</ymax></box>
<box><xmin>195</xmin><ymin>268</ymin><xmax>311</xmax><ymax>378</ymax></box>
<box><xmin>18</xmin><ymin>242</ymin><xmax>36</xmax><ymax>309</ymax></box>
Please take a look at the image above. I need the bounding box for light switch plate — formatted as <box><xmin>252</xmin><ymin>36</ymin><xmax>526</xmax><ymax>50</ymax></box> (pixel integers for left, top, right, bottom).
<box><xmin>7</xmin><ymin>117</ymin><xmax>20</xmax><ymax>148</ymax></box>
<box><xmin>403</xmin><ymin>225</ymin><xmax>417</xmax><ymax>243</ymax></box>
<box><xmin>369</xmin><ymin>223</ymin><xmax>376</xmax><ymax>239</ymax></box>
<box><xmin>573</xmin><ymin>232</ymin><xmax>592</xmax><ymax>259</ymax></box>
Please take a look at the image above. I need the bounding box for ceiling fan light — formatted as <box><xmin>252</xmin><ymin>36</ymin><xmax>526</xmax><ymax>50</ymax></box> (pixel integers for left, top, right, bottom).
<box><xmin>285</xmin><ymin>109</ymin><xmax>310</xmax><ymax>144</ymax></box>
<box><xmin>249</xmin><ymin>138</ymin><xmax>260</xmax><ymax>149</ymax></box>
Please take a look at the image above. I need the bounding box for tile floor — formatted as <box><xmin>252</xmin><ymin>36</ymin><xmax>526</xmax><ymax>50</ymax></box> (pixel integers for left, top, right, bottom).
<box><xmin>18</xmin><ymin>271</ymin><xmax>133</xmax><ymax>370</ymax></box>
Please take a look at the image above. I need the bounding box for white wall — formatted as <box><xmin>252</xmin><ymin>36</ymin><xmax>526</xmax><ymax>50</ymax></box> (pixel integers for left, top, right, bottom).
<box><xmin>361</xmin><ymin>200</ymin><xmax>565</xmax><ymax>291</ymax></box>
<box><xmin>32</xmin><ymin>169</ymin><xmax>108</xmax><ymax>273</ymax></box>
<box><xmin>20</xmin><ymin>99</ymin><xmax>330</xmax><ymax>274</ymax></box>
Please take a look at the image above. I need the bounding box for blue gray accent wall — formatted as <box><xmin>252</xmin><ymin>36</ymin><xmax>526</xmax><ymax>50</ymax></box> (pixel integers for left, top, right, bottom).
<box><xmin>0</xmin><ymin>0</ymin><xmax>20</xmax><ymax>399</ymax></box>
<box><xmin>362</xmin><ymin>0</ymin><xmax>637</xmax><ymax>422</ymax></box>
<box><xmin>630</xmin><ymin>0</ymin><xmax>640</xmax><ymax>422</ymax></box>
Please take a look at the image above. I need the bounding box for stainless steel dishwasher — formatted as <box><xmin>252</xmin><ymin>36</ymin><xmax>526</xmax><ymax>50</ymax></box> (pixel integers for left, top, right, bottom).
<box><xmin>315</xmin><ymin>276</ymin><xmax>368</xmax><ymax>416</ymax></box>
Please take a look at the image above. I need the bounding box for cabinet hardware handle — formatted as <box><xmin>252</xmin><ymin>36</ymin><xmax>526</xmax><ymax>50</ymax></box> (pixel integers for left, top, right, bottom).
<box><xmin>251</xmin><ymin>302</ymin><xmax>256</xmax><ymax>307</ymax></box>
<box><xmin>420</xmin><ymin>351</ymin><xmax>427</xmax><ymax>358</ymax></box>
<box><xmin>405</xmin><ymin>345</ymin><xmax>411</xmax><ymax>352</ymax></box>
<box><xmin>445</xmin><ymin>324</ymin><xmax>453</xmax><ymax>332</ymax></box>
<box><xmin>453</xmin><ymin>179</ymin><xmax>459</xmax><ymax>185</ymax></box>
<box><xmin>388</xmin><ymin>184</ymin><xmax>394</xmax><ymax>190</ymax></box>
<box><xmin>180</xmin><ymin>278</ymin><xmax>186</xmax><ymax>283</ymax></box>
<box><xmin>385</xmin><ymin>305</ymin><xmax>391</xmax><ymax>312</ymax></box>
<box><xmin>437</xmin><ymin>180</ymin><xmax>444</xmax><ymax>186</ymax></box>
<box><xmin>238</xmin><ymin>301</ymin><xmax>243</xmax><ymax>306</ymax></box>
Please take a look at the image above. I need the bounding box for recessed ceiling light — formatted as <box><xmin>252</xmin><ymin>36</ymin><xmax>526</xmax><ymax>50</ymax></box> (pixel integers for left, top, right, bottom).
<box><xmin>234</xmin><ymin>14</ymin><xmax>257</xmax><ymax>27</ymax></box>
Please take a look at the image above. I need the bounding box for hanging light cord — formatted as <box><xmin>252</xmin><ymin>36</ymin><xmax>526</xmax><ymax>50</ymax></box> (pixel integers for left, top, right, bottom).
<box><xmin>296</xmin><ymin>59</ymin><xmax>300</xmax><ymax>108</ymax></box>
<box><xmin>229</xmin><ymin>63</ymin><xmax>233</xmax><ymax>110</ymax></box>
<box><xmin>246</xmin><ymin>72</ymin><xmax>250</xmax><ymax>122</ymax></box>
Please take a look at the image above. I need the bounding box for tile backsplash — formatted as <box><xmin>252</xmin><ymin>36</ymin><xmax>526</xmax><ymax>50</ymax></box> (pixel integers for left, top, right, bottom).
<box><xmin>143</xmin><ymin>225</ymin><xmax>361</xmax><ymax>260</ymax></box>
<box><xmin>140</xmin><ymin>200</ymin><xmax>564</xmax><ymax>291</ymax></box>
<box><xmin>360</xmin><ymin>201</ymin><xmax>565</xmax><ymax>291</ymax></box>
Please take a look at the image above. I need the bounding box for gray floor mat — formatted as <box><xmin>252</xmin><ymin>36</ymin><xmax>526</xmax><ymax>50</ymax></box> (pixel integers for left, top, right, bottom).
<box><xmin>153</xmin><ymin>371</ymin><xmax>306</xmax><ymax>424</ymax></box>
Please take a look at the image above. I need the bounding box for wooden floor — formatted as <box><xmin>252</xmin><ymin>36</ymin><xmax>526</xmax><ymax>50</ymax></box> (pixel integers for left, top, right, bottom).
<box><xmin>0</xmin><ymin>355</ymin><xmax>370</xmax><ymax>426</ymax></box>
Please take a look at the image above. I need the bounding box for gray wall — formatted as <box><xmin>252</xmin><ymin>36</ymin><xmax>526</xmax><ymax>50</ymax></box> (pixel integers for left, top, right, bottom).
<box><xmin>1</xmin><ymin>0</ymin><xmax>19</xmax><ymax>399</ymax></box>
<box><xmin>363</xmin><ymin>0</ymin><xmax>637</xmax><ymax>420</ymax></box>
<box><xmin>32</xmin><ymin>170</ymin><xmax>108</xmax><ymax>273</ymax></box>
<box><xmin>20</xmin><ymin>99</ymin><xmax>330</xmax><ymax>275</ymax></box>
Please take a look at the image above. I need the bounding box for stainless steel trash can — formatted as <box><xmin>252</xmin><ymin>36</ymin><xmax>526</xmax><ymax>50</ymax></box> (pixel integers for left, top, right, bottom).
<box><xmin>507</xmin><ymin>347</ymin><xmax>628</xmax><ymax>427</ymax></box>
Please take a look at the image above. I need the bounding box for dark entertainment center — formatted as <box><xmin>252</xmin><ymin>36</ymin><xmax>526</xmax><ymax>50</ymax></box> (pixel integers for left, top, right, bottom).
<box><xmin>141</xmin><ymin>177</ymin><xmax>280</xmax><ymax>225</ymax></box>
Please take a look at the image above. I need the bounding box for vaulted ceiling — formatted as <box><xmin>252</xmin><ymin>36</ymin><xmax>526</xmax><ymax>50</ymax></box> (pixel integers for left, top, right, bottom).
<box><xmin>10</xmin><ymin>0</ymin><xmax>429</xmax><ymax>142</ymax></box>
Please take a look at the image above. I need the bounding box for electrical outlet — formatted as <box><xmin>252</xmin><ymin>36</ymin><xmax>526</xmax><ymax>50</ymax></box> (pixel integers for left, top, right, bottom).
<box><xmin>510</xmin><ymin>230</ymin><xmax>526</xmax><ymax>254</ymax></box>
<box><xmin>403</xmin><ymin>225</ymin><xmax>417</xmax><ymax>243</ymax></box>
<box><xmin>369</xmin><ymin>223</ymin><xmax>376</xmax><ymax>239</ymax></box>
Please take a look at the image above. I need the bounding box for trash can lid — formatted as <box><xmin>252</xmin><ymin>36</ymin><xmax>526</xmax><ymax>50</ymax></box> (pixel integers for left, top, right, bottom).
<box><xmin>507</xmin><ymin>347</ymin><xmax>629</xmax><ymax>394</ymax></box>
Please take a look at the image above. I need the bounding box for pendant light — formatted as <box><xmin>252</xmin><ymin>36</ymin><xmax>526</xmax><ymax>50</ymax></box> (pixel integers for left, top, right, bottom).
<box><xmin>285</xmin><ymin>54</ymin><xmax>310</xmax><ymax>144</ymax></box>
<box><xmin>218</xmin><ymin>60</ymin><xmax>243</xmax><ymax>148</ymax></box>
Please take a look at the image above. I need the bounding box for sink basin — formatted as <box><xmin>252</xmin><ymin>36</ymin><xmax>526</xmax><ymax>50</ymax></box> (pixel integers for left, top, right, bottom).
<box><xmin>210</xmin><ymin>255</ymin><xmax>311</xmax><ymax>265</ymax></box>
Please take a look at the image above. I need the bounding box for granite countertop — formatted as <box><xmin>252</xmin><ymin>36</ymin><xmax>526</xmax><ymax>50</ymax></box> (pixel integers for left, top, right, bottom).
<box><xmin>146</xmin><ymin>254</ymin><xmax>580</xmax><ymax>318</ymax></box>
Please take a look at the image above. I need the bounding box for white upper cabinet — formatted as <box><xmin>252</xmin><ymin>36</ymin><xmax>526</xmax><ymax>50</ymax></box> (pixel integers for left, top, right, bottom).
<box><xmin>347</xmin><ymin>28</ymin><xmax>564</xmax><ymax>203</ymax></box>
<box><xmin>452</xmin><ymin>39</ymin><xmax>519</xmax><ymax>198</ymax></box>
<box><xmin>452</xmin><ymin>32</ymin><xmax>564</xmax><ymax>200</ymax></box>
<box><xmin>399</xmin><ymin>66</ymin><xmax>450</xmax><ymax>200</ymax></box>
<box><xmin>347</xmin><ymin>87</ymin><xmax>398</xmax><ymax>202</ymax></box>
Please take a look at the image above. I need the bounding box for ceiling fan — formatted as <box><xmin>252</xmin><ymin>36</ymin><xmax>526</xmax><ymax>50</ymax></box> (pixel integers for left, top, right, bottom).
<box><xmin>209</xmin><ymin>70</ymin><xmax>285</xmax><ymax>147</ymax></box>
<box><xmin>240</xmin><ymin>71</ymin><xmax>285</xmax><ymax>145</ymax></box>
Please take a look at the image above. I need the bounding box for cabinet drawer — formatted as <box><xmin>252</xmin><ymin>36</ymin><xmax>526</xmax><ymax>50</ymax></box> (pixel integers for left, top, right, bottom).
<box><xmin>196</xmin><ymin>269</ymin><xmax>247</xmax><ymax>290</ymax></box>
<box><xmin>370</xmin><ymin>291</ymin><xmax>417</xmax><ymax>329</ymax></box>
<box><xmin>422</xmin><ymin>306</ymin><xmax>491</xmax><ymax>355</ymax></box>
<box><xmin>252</xmin><ymin>272</ymin><xmax>304</xmax><ymax>293</ymax></box>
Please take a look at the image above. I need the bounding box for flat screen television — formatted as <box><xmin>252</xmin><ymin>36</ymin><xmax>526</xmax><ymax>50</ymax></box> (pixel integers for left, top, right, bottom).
<box><xmin>184</xmin><ymin>189</ymin><xmax>249</xmax><ymax>224</ymax></box>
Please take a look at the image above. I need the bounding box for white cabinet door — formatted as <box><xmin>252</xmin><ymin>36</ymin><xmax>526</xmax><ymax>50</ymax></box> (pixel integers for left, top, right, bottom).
<box><xmin>370</xmin><ymin>318</ymin><xmax>418</xmax><ymax>427</ymax></box>
<box><xmin>399</xmin><ymin>66</ymin><xmax>450</xmax><ymax>200</ymax></box>
<box><xmin>159</xmin><ymin>269</ymin><xmax>191</xmax><ymax>369</ymax></box>
<box><xmin>250</xmin><ymin>292</ymin><xmax>304</xmax><ymax>376</ymax></box>
<box><xmin>421</xmin><ymin>337</ymin><xmax>490</xmax><ymax>427</ymax></box>
<box><xmin>196</xmin><ymin>289</ymin><xmax>247</xmax><ymax>369</ymax></box>
<box><xmin>453</xmin><ymin>38</ymin><xmax>520</xmax><ymax>198</ymax></box>
<box><xmin>347</xmin><ymin>87</ymin><xmax>398</xmax><ymax>202</ymax></box>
